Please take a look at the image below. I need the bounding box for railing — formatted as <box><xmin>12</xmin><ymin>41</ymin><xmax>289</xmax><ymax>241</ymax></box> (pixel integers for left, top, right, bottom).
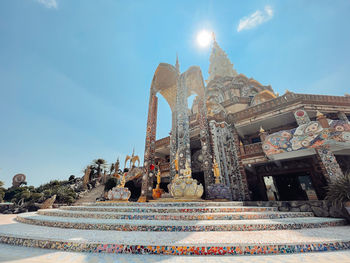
<box><xmin>229</xmin><ymin>93</ymin><xmax>350</xmax><ymax>122</ymax></box>
<box><xmin>159</xmin><ymin>163</ymin><xmax>170</xmax><ymax>172</ymax></box>
<box><xmin>242</xmin><ymin>142</ymin><xmax>264</xmax><ymax>157</ymax></box>
<box><xmin>155</xmin><ymin>136</ymin><xmax>170</xmax><ymax>148</ymax></box>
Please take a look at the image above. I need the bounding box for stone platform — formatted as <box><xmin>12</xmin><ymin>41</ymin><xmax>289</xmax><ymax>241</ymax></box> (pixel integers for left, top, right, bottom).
<box><xmin>0</xmin><ymin>201</ymin><xmax>349</xmax><ymax>256</ymax></box>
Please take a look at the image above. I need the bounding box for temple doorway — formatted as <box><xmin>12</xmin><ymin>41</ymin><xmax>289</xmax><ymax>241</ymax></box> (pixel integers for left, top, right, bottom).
<box><xmin>192</xmin><ymin>171</ymin><xmax>205</xmax><ymax>198</ymax></box>
<box><xmin>274</xmin><ymin>174</ymin><xmax>308</xmax><ymax>201</ymax></box>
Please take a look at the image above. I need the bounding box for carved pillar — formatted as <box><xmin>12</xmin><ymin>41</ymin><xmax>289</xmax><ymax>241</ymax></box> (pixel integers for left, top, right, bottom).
<box><xmin>169</xmin><ymin>111</ymin><xmax>177</xmax><ymax>180</ymax></box>
<box><xmin>208</xmin><ymin>120</ymin><xmax>250</xmax><ymax>200</ymax></box>
<box><xmin>140</xmin><ymin>90</ymin><xmax>158</xmax><ymax>201</ymax></box>
<box><xmin>338</xmin><ymin>111</ymin><xmax>350</xmax><ymax>124</ymax></box>
<box><xmin>316</xmin><ymin>147</ymin><xmax>344</xmax><ymax>181</ymax></box>
<box><xmin>232</xmin><ymin>127</ymin><xmax>251</xmax><ymax>201</ymax></box>
<box><xmin>175</xmin><ymin>76</ymin><xmax>191</xmax><ymax>174</ymax></box>
<box><xmin>197</xmin><ymin>98</ymin><xmax>214</xmax><ymax>194</ymax></box>
<box><xmin>294</xmin><ymin>108</ymin><xmax>311</xmax><ymax>125</ymax></box>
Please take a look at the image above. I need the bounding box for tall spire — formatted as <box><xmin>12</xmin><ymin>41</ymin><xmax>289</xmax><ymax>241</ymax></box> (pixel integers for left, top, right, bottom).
<box><xmin>207</xmin><ymin>33</ymin><xmax>237</xmax><ymax>83</ymax></box>
<box><xmin>175</xmin><ymin>53</ymin><xmax>180</xmax><ymax>74</ymax></box>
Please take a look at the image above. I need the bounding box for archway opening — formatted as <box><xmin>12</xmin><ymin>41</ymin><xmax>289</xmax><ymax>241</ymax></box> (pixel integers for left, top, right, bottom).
<box><xmin>156</xmin><ymin>94</ymin><xmax>172</xmax><ymax>140</ymax></box>
<box><xmin>125</xmin><ymin>180</ymin><xmax>141</xmax><ymax>201</ymax></box>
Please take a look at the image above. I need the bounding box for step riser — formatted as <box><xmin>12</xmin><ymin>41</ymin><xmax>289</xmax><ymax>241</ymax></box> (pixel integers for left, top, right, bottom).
<box><xmin>16</xmin><ymin>216</ymin><xmax>346</xmax><ymax>231</ymax></box>
<box><xmin>89</xmin><ymin>202</ymin><xmax>244</xmax><ymax>207</ymax></box>
<box><xmin>1</xmin><ymin>235</ymin><xmax>349</xmax><ymax>255</ymax></box>
<box><xmin>62</xmin><ymin>207</ymin><xmax>277</xmax><ymax>213</ymax></box>
<box><xmin>37</xmin><ymin>211</ymin><xmax>314</xmax><ymax>220</ymax></box>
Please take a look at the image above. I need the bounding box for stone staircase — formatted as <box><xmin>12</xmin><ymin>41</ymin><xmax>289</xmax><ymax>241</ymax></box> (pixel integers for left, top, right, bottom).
<box><xmin>0</xmin><ymin>201</ymin><xmax>349</xmax><ymax>256</ymax></box>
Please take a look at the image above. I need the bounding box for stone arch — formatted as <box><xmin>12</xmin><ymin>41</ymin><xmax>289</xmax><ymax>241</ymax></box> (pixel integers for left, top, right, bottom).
<box><xmin>140</xmin><ymin>62</ymin><xmax>208</xmax><ymax>200</ymax></box>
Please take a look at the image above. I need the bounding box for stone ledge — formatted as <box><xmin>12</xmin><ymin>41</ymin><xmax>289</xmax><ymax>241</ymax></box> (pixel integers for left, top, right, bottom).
<box><xmin>243</xmin><ymin>201</ymin><xmax>348</xmax><ymax>220</ymax></box>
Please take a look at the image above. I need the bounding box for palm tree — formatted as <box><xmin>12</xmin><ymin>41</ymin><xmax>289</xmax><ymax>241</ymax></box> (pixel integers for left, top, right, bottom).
<box><xmin>91</xmin><ymin>159</ymin><xmax>107</xmax><ymax>178</ymax></box>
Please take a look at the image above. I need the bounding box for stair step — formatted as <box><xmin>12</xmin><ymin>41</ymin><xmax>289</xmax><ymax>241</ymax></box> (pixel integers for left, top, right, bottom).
<box><xmin>16</xmin><ymin>213</ymin><xmax>346</xmax><ymax>231</ymax></box>
<box><xmin>37</xmin><ymin>209</ymin><xmax>314</xmax><ymax>220</ymax></box>
<box><xmin>1</xmin><ymin>216</ymin><xmax>349</xmax><ymax>255</ymax></box>
<box><xmin>83</xmin><ymin>201</ymin><xmax>244</xmax><ymax>207</ymax></box>
<box><xmin>62</xmin><ymin>205</ymin><xmax>278</xmax><ymax>213</ymax></box>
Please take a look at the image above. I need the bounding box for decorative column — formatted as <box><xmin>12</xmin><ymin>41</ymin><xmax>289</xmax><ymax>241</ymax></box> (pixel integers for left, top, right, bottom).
<box><xmin>232</xmin><ymin>126</ymin><xmax>250</xmax><ymax>201</ymax></box>
<box><xmin>293</xmin><ymin>108</ymin><xmax>311</xmax><ymax>125</ymax></box>
<box><xmin>197</xmin><ymin>97</ymin><xmax>214</xmax><ymax>194</ymax></box>
<box><xmin>169</xmin><ymin>111</ymin><xmax>178</xmax><ymax>180</ymax></box>
<box><xmin>315</xmin><ymin>147</ymin><xmax>344</xmax><ymax>181</ymax></box>
<box><xmin>208</xmin><ymin>121</ymin><xmax>250</xmax><ymax>200</ymax></box>
<box><xmin>175</xmin><ymin>76</ymin><xmax>191</xmax><ymax>174</ymax></box>
<box><xmin>139</xmin><ymin>89</ymin><xmax>158</xmax><ymax>201</ymax></box>
<box><xmin>313</xmin><ymin>111</ymin><xmax>344</xmax><ymax>182</ymax></box>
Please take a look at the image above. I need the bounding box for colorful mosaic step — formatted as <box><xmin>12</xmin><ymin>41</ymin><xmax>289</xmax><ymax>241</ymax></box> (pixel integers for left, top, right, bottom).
<box><xmin>37</xmin><ymin>209</ymin><xmax>315</xmax><ymax>220</ymax></box>
<box><xmin>89</xmin><ymin>201</ymin><xmax>244</xmax><ymax>207</ymax></box>
<box><xmin>0</xmin><ymin>215</ymin><xmax>350</xmax><ymax>256</ymax></box>
<box><xmin>61</xmin><ymin>205</ymin><xmax>277</xmax><ymax>213</ymax></box>
<box><xmin>16</xmin><ymin>213</ymin><xmax>346</xmax><ymax>231</ymax></box>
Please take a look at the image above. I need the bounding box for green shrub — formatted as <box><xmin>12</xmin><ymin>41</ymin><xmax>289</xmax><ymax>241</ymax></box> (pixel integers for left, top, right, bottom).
<box><xmin>325</xmin><ymin>172</ymin><xmax>350</xmax><ymax>207</ymax></box>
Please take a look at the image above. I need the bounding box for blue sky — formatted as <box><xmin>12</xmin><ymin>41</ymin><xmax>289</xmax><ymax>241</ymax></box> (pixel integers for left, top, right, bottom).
<box><xmin>1</xmin><ymin>0</ymin><xmax>350</xmax><ymax>187</ymax></box>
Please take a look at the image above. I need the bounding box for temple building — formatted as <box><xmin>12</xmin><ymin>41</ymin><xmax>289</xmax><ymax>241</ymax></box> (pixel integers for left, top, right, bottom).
<box><xmin>141</xmin><ymin>38</ymin><xmax>350</xmax><ymax>201</ymax></box>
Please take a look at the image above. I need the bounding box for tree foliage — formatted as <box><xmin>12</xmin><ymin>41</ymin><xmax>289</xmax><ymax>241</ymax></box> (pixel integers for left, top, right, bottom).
<box><xmin>326</xmin><ymin>172</ymin><xmax>350</xmax><ymax>207</ymax></box>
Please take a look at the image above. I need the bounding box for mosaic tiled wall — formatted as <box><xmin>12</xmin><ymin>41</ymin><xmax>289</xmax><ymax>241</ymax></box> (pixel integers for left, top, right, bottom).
<box><xmin>262</xmin><ymin>120</ymin><xmax>350</xmax><ymax>156</ymax></box>
<box><xmin>294</xmin><ymin>109</ymin><xmax>311</xmax><ymax>126</ymax></box>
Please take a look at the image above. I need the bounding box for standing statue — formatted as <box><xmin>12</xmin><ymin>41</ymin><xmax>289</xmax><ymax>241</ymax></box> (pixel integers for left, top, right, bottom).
<box><xmin>83</xmin><ymin>166</ymin><xmax>91</xmax><ymax>189</ymax></box>
<box><xmin>213</xmin><ymin>159</ymin><xmax>220</xmax><ymax>184</ymax></box>
<box><xmin>118</xmin><ymin>173</ymin><xmax>127</xmax><ymax>188</ymax></box>
<box><xmin>168</xmin><ymin>151</ymin><xmax>203</xmax><ymax>199</ymax></box>
<box><xmin>152</xmin><ymin>165</ymin><xmax>164</xmax><ymax>199</ymax></box>
<box><xmin>207</xmin><ymin>157</ymin><xmax>232</xmax><ymax>200</ymax></box>
<box><xmin>107</xmin><ymin>172</ymin><xmax>130</xmax><ymax>201</ymax></box>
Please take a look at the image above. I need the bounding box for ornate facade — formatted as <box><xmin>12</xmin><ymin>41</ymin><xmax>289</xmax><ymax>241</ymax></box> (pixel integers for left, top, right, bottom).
<box><xmin>140</xmin><ymin>39</ymin><xmax>350</xmax><ymax>201</ymax></box>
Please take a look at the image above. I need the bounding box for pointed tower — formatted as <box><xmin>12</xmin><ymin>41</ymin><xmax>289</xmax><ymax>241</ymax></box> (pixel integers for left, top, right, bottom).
<box><xmin>175</xmin><ymin>53</ymin><xmax>180</xmax><ymax>74</ymax></box>
<box><xmin>207</xmin><ymin>33</ymin><xmax>237</xmax><ymax>83</ymax></box>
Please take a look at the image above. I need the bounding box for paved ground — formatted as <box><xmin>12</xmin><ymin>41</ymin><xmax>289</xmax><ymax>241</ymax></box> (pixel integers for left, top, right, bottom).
<box><xmin>0</xmin><ymin>243</ymin><xmax>349</xmax><ymax>263</ymax></box>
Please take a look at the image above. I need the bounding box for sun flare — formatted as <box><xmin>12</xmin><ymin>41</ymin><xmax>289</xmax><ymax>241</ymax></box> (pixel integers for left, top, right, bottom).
<box><xmin>196</xmin><ymin>30</ymin><xmax>212</xmax><ymax>47</ymax></box>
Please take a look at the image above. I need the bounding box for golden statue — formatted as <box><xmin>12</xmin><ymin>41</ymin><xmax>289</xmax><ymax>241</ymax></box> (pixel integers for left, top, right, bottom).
<box><xmin>174</xmin><ymin>150</ymin><xmax>179</xmax><ymax>171</ymax></box>
<box><xmin>152</xmin><ymin>165</ymin><xmax>164</xmax><ymax>199</ymax></box>
<box><xmin>156</xmin><ymin>166</ymin><xmax>161</xmax><ymax>188</ymax></box>
<box><xmin>183</xmin><ymin>160</ymin><xmax>192</xmax><ymax>178</ymax></box>
<box><xmin>124</xmin><ymin>148</ymin><xmax>140</xmax><ymax>169</ymax></box>
<box><xmin>118</xmin><ymin>172</ymin><xmax>126</xmax><ymax>188</ymax></box>
<box><xmin>172</xmin><ymin>150</ymin><xmax>179</xmax><ymax>180</ymax></box>
<box><xmin>213</xmin><ymin>159</ymin><xmax>220</xmax><ymax>184</ymax></box>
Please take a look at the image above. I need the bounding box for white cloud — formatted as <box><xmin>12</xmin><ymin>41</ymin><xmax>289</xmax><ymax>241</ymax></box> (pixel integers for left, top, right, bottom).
<box><xmin>35</xmin><ymin>0</ymin><xmax>58</xmax><ymax>9</ymax></box>
<box><xmin>237</xmin><ymin>6</ymin><xmax>274</xmax><ymax>32</ymax></box>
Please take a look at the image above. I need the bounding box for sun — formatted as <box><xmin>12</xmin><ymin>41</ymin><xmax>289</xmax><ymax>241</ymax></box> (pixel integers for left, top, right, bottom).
<box><xmin>196</xmin><ymin>30</ymin><xmax>212</xmax><ymax>47</ymax></box>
